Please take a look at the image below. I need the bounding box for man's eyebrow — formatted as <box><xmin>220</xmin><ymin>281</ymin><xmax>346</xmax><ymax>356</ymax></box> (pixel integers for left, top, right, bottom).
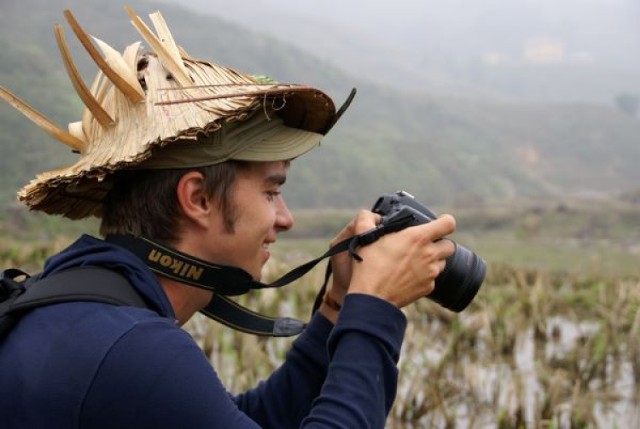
<box><xmin>266</xmin><ymin>174</ymin><xmax>287</xmax><ymax>186</ymax></box>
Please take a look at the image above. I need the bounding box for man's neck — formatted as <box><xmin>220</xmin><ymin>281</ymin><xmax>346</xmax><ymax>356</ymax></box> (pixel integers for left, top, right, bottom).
<box><xmin>158</xmin><ymin>276</ymin><xmax>213</xmax><ymax>326</ymax></box>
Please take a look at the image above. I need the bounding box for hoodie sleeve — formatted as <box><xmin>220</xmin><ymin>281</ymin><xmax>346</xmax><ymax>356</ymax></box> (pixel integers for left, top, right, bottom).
<box><xmin>235</xmin><ymin>294</ymin><xmax>407</xmax><ymax>429</ymax></box>
<box><xmin>233</xmin><ymin>311</ymin><xmax>334</xmax><ymax>427</ymax></box>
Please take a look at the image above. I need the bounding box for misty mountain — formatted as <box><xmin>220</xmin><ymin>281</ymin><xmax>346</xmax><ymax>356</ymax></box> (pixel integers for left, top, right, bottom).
<box><xmin>163</xmin><ymin>0</ymin><xmax>640</xmax><ymax>104</ymax></box>
<box><xmin>1</xmin><ymin>0</ymin><xmax>639</xmax><ymax>215</ymax></box>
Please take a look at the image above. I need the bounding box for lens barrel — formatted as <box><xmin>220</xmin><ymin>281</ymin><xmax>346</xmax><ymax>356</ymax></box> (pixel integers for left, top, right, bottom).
<box><xmin>427</xmin><ymin>242</ymin><xmax>487</xmax><ymax>312</ymax></box>
<box><xmin>372</xmin><ymin>191</ymin><xmax>487</xmax><ymax>312</ymax></box>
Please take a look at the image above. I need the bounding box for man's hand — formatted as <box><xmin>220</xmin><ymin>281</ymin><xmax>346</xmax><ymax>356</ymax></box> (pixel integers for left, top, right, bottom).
<box><xmin>316</xmin><ymin>212</ymin><xmax>377</xmax><ymax>322</ymax></box>
<box><xmin>327</xmin><ymin>211</ymin><xmax>381</xmax><ymax>303</ymax></box>
<box><xmin>323</xmin><ymin>209</ymin><xmax>456</xmax><ymax>315</ymax></box>
<box><xmin>345</xmin><ymin>211</ymin><xmax>456</xmax><ymax>308</ymax></box>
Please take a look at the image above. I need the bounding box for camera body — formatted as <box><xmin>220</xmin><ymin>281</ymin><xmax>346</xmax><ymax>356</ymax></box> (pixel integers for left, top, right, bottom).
<box><xmin>373</xmin><ymin>190</ymin><xmax>439</xmax><ymax>228</ymax></box>
<box><xmin>371</xmin><ymin>191</ymin><xmax>486</xmax><ymax>312</ymax></box>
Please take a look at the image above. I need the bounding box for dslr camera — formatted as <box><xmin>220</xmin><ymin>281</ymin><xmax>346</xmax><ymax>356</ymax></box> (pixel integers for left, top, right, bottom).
<box><xmin>371</xmin><ymin>191</ymin><xmax>486</xmax><ymax>312</ymax></box>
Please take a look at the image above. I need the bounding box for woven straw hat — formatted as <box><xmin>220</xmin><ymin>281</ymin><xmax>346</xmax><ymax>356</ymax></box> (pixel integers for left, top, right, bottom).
<box><xmin>0</xmin><ymin>7</ymin><xmax>353</xmax><ymax>219</ymax></box>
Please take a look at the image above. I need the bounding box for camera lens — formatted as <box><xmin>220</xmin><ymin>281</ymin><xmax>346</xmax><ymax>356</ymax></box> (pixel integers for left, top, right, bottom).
<box><xmin>427</xmin><ymin>242</ymin><xmax>487</xmax><ymax>312</ymax></box>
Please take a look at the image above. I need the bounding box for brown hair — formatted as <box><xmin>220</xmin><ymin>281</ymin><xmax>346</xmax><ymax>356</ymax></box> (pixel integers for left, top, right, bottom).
<box><xmin>99</xmin><ymin>161</ymin><xmax>247</xmax><ymax>242</ymax></box>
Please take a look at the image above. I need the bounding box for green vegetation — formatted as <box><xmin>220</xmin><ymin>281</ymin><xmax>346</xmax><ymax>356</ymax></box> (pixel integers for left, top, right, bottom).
<box><xmin>3</xmin><ymin>193</ymin><xmax>638</xmax><ymax>278</ymax></box>
<box><xmin>277</xmin><ymin>195</ymin><xmax>640</xmax><ymax>280</ymax></box>
<box><xmin>2</xmin><ymin>0</ymin><xmax>640</xmax><ymax>210</ymax></box>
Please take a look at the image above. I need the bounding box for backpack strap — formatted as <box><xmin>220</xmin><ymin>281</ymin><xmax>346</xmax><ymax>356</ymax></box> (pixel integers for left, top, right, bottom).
<box><xmin>11</xmin><ymin>266</ymin><xmax>148</xmax><ymax>312</ymax></box>
<box><xmin>0</xmin><ymin>266</ymin><xmax>149</xmax><ymax>340</ymax></box>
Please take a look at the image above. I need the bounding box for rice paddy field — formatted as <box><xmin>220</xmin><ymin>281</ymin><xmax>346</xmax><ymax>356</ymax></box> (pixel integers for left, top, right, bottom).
<box><xmin>2</xmin><ymin>196</ymin><xmax>639</xmax><ymax>428</ymax></box>
<box><xmin>186</xmin><ymin>249</ymin><xmax>640</xmax><ymax>429</ymax></box>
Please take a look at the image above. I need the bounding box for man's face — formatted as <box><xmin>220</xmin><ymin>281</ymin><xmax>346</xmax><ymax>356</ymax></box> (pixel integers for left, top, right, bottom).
<box><xmin>205</xmin><ymin>160</ymin><xmax>294</xmax><ymax>280</ymax></box>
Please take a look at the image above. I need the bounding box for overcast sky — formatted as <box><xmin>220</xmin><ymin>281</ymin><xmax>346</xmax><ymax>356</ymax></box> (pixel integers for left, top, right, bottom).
<box><xmin>166</xmin><ymin>0</ymin><xmax>640</xmax><ymax>65</ymax></box>
<box><xmin>155</xmin><ymin>0</ymin><xmax>640</xmax><ymax>103</ymax></box>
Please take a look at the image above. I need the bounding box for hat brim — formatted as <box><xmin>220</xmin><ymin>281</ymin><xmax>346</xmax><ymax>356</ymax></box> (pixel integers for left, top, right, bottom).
<box><xmin>138</xmin><ymin>113</ymin><xmax>324</xmax><ymax>169</ymax></box>
<box><xmin>231</xmin><ymin>126</ymin><xmax>322</xmax><ymax>162</ymax></box>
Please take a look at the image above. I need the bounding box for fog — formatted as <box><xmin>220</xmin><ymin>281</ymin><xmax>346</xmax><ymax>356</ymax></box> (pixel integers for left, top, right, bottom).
<box><xmin>159</xmin><ymin>0</ymin><xmax>640</xmax><ymax>104</ymax></box>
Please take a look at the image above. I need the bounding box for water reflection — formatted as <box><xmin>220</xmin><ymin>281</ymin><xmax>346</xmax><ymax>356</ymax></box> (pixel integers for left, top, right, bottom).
<box><xmin>391</xmin><ymin>303</ymin><xmax>640</xmax><ymax>428</ymax></box>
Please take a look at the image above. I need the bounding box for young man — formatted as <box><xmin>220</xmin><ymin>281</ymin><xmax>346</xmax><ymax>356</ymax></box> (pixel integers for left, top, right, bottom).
<box><xmin>0</xmin><ymin>7</ymin><xmax>456</xmax><ymax>429</ymax></box>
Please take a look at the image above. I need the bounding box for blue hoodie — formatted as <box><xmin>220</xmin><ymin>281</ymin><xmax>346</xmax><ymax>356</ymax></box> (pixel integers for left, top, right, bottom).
<box><xmin>0</xmin><ymin>235</ymin><xmax>407</xmax><ymax>428</ymax></box>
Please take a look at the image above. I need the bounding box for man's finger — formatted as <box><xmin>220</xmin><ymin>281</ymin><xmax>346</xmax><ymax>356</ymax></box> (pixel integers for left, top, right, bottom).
<box><xmin>412</xmin><ymin>214</ymin><xmax>456</xmax><ymax>242</ymax></box>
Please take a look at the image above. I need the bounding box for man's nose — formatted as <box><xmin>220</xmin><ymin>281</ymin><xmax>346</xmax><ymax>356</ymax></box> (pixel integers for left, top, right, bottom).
<box><xmin>275</xmin><ymin>196</ymin><xmax>294</xmax><ymax>232</ymax></box>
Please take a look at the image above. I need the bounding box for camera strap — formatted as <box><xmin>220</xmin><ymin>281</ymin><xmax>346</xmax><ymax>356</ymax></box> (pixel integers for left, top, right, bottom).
<box><xmin>106</xmin><ymin>234</ymin><xmax>350</xmax><ymax>336</ymax></box>
<box><xmin>106</xmin><ymin>215</ymin><xmax>414</xmax><ymax>336</ymax></box>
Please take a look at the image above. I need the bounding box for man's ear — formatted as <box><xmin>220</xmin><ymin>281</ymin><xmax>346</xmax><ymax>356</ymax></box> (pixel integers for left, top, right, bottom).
<box><xmin>176</xmin><ymin>171</ymin><xmax>212</xmax><ymax>229</ymax></box>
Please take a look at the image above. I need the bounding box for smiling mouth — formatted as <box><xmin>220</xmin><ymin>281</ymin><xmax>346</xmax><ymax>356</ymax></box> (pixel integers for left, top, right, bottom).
<box><xmin>262</xmin><ymin>243</ymin><xmax>272</xmax><ymax>258</ymax></box>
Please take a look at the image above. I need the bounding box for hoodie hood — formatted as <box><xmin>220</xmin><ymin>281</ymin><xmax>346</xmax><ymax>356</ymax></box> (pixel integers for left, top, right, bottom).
<box><xmin>42</xmin><ymin>234</ymin><xmax>175</xmax><ymax>319</ymax></box>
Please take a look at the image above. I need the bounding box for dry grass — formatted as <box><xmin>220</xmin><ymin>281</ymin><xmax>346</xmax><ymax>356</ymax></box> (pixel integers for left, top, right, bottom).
<box><xmin>186</xmin><ymin>260</ymin><xmax>640</xmax><ymax>429</ymax></box>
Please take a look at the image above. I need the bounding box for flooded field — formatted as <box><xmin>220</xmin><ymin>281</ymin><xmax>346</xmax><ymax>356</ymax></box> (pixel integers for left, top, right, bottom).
<box><xmin>185</xmin><ymin>262</ymin><xmax>640</xmax><ymax>429</ymax></box>
<box><xmin>390</xmin><ymin>275</ymin><xmax>640</xmax><ymax>429</ymax></box>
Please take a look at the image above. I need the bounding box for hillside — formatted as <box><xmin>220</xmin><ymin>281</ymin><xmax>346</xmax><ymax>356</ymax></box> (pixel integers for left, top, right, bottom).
<box><xmin>1</xmin><ymin>0</ymin><xmax>640</xmax><ymax>214</ymax></box>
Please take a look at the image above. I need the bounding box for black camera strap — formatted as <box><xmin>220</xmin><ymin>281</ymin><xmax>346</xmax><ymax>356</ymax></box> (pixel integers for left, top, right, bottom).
<box><xmin>106</xmin><ymin>215</ymin><xmax>413</xmax><ymax>336</ymax></box>
<box><xmin>106</xmin><ymin>234</ymin><xmax>350</xmax><ymax>336</ymax></box>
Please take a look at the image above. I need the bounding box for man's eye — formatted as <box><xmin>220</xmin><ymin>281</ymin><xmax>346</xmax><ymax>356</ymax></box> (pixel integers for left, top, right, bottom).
<box><xmin>266</xmin><ymin>191</ymin><xmax>281</xmax><ymax>200</ymax></box>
